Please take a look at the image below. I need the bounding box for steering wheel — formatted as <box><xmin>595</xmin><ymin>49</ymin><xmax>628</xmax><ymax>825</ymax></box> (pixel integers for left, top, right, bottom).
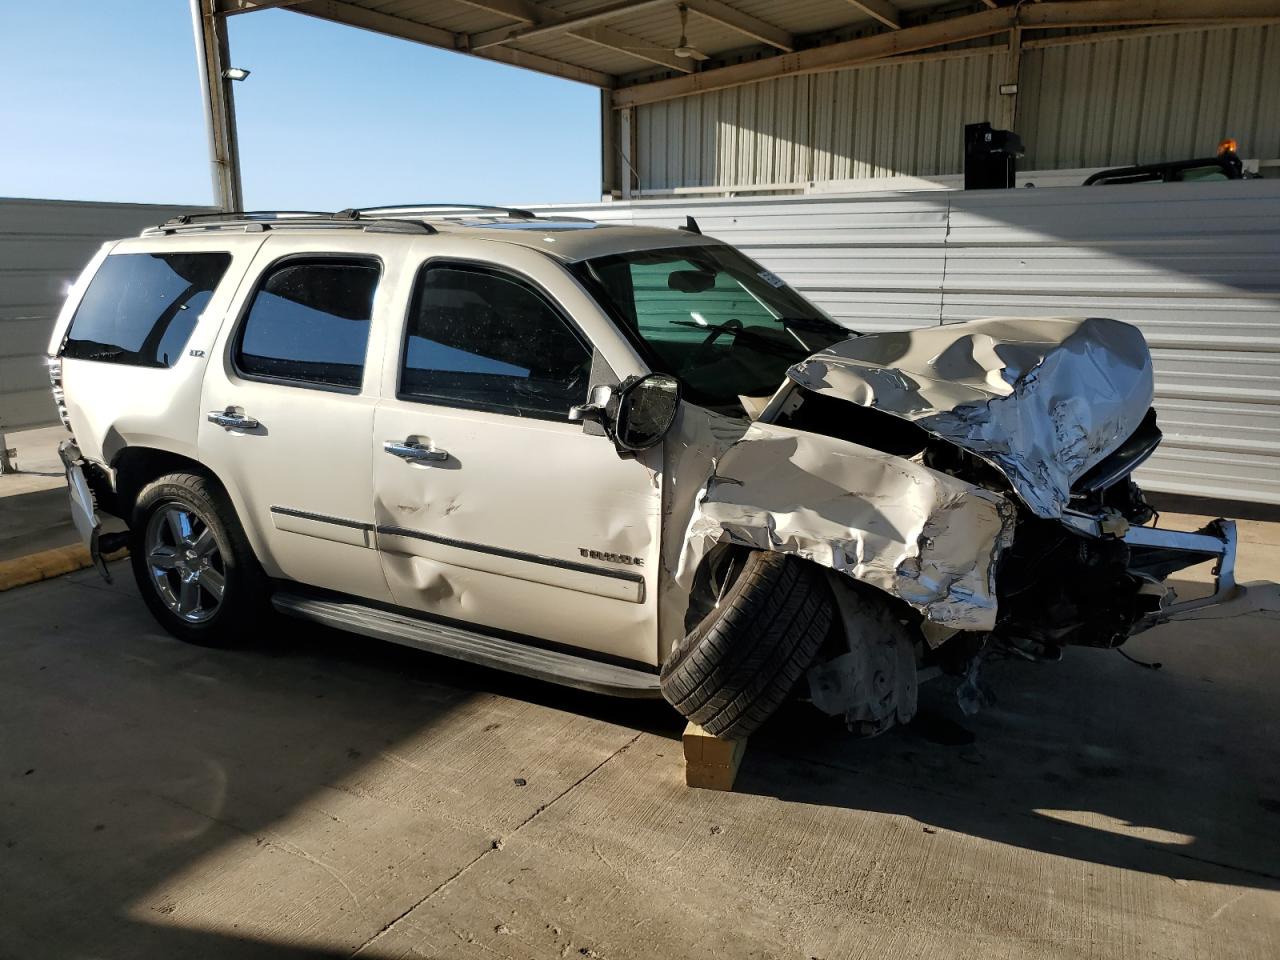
<box><xmin>676</xmin><ymin>318</ymin><xmax>742</xmax><ymax>372</ymax></box>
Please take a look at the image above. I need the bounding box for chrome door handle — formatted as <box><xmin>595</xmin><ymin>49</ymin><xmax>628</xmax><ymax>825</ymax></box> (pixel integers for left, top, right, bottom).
<box><xmin>384</xmin><ymin>439</ymin><xmax>448</xmax><ymax>462</ymax></box>
<box><xmin>208</xmin><ymin>408</ymin><xmax>259</xmax><ymax>430</ymax></box>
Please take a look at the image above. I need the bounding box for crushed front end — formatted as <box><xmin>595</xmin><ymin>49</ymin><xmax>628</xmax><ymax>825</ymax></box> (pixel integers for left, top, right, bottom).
<box><xmin>774</xmin><ymin>316</ymin><xmax>1244</xmax><ymax>653</ymax></box>
<box><xmin>721</xmin><ymin>316</ymin><xmax>1253</xmax><ymax>732</ymax></box>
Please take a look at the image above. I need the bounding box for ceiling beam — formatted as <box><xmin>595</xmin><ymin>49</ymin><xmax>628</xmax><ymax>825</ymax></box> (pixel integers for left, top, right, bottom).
<box><xmin>461</xmin><ymin>0</ymin><xmax>692</xmax><ymax>73</ymax></box>
<box><xmin>294</xmin><ymin>2</ymin><xmax>455</xmax><ymax>48</ymax></box>
<box><xmin>612</xmin><ymin>0</ymin><xmax>1280</xmax><ymax>107</ymax></box>
<box><xmin>469</xmin><ymin>0</ymin><xmax>672</xmax><ymax>50</ymax></box>
<box><xmin>215</xmin><ymin>0</ymin><xmax>311</xmax><ymax>15</ymax></box>
<box><xmin>685</xmin><ymin>0</ymin><xmax>795</xmax><ymax>52</ymax></box>
<box><xmin>841</xmin><ymin>0</ymin><xmax>901</xmax><ymax>31</ymax></box>
<box><xmin>479</xmin><ymin>42</ymin><xmax>619</xmax><ymax>83</ymax></box>
<box><xmin>614</xmin><ymin>6</ymin><xmax>1009</xmax><ymax>107</ymax></box>
<box><xmin>571</xmin><ymin>25</ymin><xmax>695</xmax><ymax>73</ymax></box>
<box><xmin>1022</xmin><ymin>18</ymin><xmax>1280</xmax><ymax>49</ymax></box>
<box><xmin>446</xmin><ymin>0</ymin><xmax>541</xmax><ymax>23</ymax></box>
<box><xmin>1018</xmin><ymin>0</ymin><xmax>1280</xmax><ymax>28</ymax></box>
<box><xmin>290</xmin><ymin>0</ymin><xmax>614</xmax><ymax>87</ymax></box>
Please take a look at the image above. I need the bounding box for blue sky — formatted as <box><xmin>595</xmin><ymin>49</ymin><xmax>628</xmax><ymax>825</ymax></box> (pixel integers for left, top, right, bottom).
<box><xmin>0</xmin><ymin>1</ymin><xmax>602</xmax><ymax>208</ymax></box>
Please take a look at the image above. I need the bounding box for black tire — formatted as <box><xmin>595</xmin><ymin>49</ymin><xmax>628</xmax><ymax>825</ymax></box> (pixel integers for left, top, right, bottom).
<box><xmin>129</xmin><ymin>472</ymin><xmax>267</xmax><ymax>646</ymax></box>
<box><xmin>661</xmin><ymin>551</ymin><xmax>834</xmax><ymax>739</ymax></box>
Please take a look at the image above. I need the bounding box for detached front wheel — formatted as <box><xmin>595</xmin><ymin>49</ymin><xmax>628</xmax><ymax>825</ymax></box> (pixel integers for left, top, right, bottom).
<box><xmin>130</xmin><ymin>472</ymin><xmax>266</xmax><ymax>645</ymax></box>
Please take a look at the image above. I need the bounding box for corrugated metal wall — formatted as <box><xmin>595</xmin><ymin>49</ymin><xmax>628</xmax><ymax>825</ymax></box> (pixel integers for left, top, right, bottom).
<box><xmin>1019</xmin><ymin>25</ymin><xmax>1280</xmax><ymax>171</ymax></box>
<box><xmin>530</xmin><ymin>179</ymin><xmax>1280</xmax><ymax>505</ymax></box>
<box><xmin>0</xmin><ymin>198</ymin><xmax>205</xmax><ymax>433</ymax></box>
<box><xmin>629</xmin><ymin>24</ymin><xmax>1280</xmax><ymax>191</ymax></box>
<box><xmin>636</xmin><ymin>50</ymin><xmax>1009</xmax><ymax>189</ymax></box>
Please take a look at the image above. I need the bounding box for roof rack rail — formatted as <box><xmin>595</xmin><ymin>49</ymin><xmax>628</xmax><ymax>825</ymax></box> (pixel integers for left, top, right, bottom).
<box><xmin>355</xmin><ymin>203</ymin><xmax>539</xmax><ymax>220</ymax></box>
<box><xmin>144</xmin><ymin>209</ymin><xmax>439</xmax><ymax>237</ymax></box>
<box><xmin>168</xmin><ymin>210</ymin><xmax>334</xmax><ymax>224</ymax></box>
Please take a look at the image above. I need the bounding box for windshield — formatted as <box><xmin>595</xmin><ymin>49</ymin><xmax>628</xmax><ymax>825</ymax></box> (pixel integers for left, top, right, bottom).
<box><xmin>572</xmin><ymin>244</ymin><xmax>854</xmax><ymax>414</ymax></box>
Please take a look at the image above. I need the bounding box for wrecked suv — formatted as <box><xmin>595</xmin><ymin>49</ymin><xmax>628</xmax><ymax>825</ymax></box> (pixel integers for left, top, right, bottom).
<box><xmin>50</xmin><ymin>206</ymin><xmax>1241</xmax><ymax>739</ymax></box>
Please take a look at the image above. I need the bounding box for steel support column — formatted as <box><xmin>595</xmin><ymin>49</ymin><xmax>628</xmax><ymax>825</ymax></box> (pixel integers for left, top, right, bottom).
<box><xmin>1000</xmin><ymin>27</ymin><xmax>1022</xmax><ymax>132</ymax></box>
<box><xmin>190</xmin><ymin>0</ymin><xmax>244</xmax><ymax>211</ymax></box>
<box><xmin>619</xmin><ymin>107</ymin><xmax>636</xmax><ymax>199</ymax></box>
<box><xmin>600</xmin><ymin>89</ymin><xmax>620</xmax><ymax>199</ymax></box>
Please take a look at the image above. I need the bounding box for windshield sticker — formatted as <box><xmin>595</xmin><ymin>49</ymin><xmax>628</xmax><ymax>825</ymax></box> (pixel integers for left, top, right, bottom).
<box><xmin>757</xmin><ymin>270</ymin><xmax>786</xmax><ymax>289</ymax></box>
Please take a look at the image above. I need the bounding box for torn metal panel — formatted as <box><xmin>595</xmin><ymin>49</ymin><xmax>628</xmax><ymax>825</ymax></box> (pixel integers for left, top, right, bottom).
<box><xmin>678</xmin><ymin>421</ymin><xmax>1016</xmax><ymax>632</ymax></box>
<box><xmin>657</xmin><ymin>404</ymin><xmax>751</xmax><ymax>659</ymax></box>
<box><xmin>786</xmin><ymin>317</ymin><xmax>1154</xmax><ymax>519</ymax></box>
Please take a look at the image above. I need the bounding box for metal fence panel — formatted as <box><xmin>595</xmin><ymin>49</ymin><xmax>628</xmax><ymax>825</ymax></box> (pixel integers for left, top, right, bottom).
<box><xmin>0</xmin><ymin>198</ymin><xmax>206</xmax><ymax>433</ymax></box>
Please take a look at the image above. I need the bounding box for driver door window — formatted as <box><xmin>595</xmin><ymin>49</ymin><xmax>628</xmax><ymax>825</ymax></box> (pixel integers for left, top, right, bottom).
<box><xmin>400</xmin><ymin>263</ymin><xmax>592</xmax><ymax>419</ymax></box>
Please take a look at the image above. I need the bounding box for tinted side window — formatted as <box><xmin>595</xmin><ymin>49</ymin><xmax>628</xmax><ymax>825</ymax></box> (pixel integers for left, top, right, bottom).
<box><xmin>235</xmin><ymin>258</ymin><xmax>379</xmax><ymax>391</ymax></box>
<box><xmin>400</xmin><ymin>264</ymin><xmax>592</xmax><ymax>419</ymax></box>
<box><xmin>61</xmin><ymin>252</ymin><xmax>232</xmax><ymax>367</ymax></box>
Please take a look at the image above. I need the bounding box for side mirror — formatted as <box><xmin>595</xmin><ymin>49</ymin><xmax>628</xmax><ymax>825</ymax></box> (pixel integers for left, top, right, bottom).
<box><xmin>568</xmin><ymin>384</ymin><xmax>613</xmax><ymax>424</ymax></box>
<box><xmin>612</xmin><ymin>373</ymin><xmax>681</xmax><ymax>452</ymax></box>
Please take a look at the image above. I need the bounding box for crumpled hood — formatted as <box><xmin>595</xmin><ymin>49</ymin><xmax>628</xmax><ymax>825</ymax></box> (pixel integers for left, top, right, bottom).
<box><xmin>785</xmin><ymin>317</ymin><xmax>1155</xmax><ymax>519</ymax></box>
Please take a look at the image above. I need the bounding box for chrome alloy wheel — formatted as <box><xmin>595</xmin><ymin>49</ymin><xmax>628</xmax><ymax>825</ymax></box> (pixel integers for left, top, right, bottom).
<box><xmin>145</xmin><ymin>504</ymin><xmax>225</xmax><ymax>623</ymax></box>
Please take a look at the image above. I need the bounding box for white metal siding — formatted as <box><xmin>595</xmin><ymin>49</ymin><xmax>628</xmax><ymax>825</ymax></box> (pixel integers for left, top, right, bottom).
<box><xmin>1019</xmin><ymin>25</ymin><xmax>1280</xmax><ymax>171</ymax></box>
<box><xmin>627</xmin><ymin>24</ymin><xmax>1280</xmax><ymax>192</ymax></box>
<box><xmin>635</xmin><ymin>49</ymin><xmax>1009</xmax><ymax>190</ymax></box>
<box><xmin>0</xmin><ymin>198</ymin><xmax>207</xmax><ymax>432</ymax></box>
<box><xmin>529</xmin><ymin>179</ymin><xmax>1280</xmax><ymax>505</ymax></box>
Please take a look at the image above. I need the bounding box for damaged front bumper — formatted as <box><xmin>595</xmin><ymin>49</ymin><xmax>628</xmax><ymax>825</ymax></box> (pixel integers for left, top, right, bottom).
<box><xmin>58</xmin><ymin>439</ymin><xmax>114</xmax><ymax>583</ymax></box>
<box><xmin>1059</xmin><ymin>511</ymin><xmax>1246</xmax><ymax>631</ymax></box>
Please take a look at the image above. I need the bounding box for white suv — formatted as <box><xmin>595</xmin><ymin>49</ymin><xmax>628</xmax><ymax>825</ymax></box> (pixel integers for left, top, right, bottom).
<box><xmin>49</xmin><ymin>206</ymin><xmax>1242</xmax><ymax>739</ymax></box>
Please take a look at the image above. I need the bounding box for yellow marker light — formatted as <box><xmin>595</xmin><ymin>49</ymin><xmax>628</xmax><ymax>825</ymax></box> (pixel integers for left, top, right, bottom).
<box><xmin>1218</xmin><ymin>138</ymin><xmax>1239</xmax><ymax>155</ymax></box>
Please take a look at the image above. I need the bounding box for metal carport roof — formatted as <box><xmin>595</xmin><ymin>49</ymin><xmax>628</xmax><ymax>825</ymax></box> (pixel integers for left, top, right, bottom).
<box><xmin>192</xmin><ymin>0</ymin><xmax>1280</xmax><ymax>207</ymax></box>
<box><xmin>215</xmin><ymin>0</ymin><xmax>1280</xmax><ymax>98</ymax></box>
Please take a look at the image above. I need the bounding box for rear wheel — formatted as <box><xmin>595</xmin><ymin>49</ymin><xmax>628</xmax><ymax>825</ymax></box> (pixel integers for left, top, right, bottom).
<box><xmin>130</xmin><ymin>472</ymin><xmax>266</xmax><ymax>646</ymax></box>
<box><xmin>661</xmin><ymin>550</ymin><xmax>834</xmax><ymax>739</ymax></box>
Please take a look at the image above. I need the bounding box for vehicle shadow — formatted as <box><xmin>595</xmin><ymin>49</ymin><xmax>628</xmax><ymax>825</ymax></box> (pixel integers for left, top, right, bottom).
<box><xmin>737</xmin><ymin>614</ymin><xmax>1280</xmax><ymax>891</ymax></box>
<box><xmin>0</xmin><ymin>573</ymin><xmax>672</xmax><ymax>959</ymax></box>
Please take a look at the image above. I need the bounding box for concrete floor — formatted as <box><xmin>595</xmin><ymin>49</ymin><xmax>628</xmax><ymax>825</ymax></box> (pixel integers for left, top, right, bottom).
<box><xmin>0</xmin><ymin>425</ymin><xmax>78</xmax><ymax>562</ymax></box>
<box><xmin>2</xmin><ymin>525</ymin><xmax>1279</xmax><ymax>958</ymax></box>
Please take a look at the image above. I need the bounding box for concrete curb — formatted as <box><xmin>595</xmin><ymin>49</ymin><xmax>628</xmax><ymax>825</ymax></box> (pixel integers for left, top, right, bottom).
<box><xmin>0</xmin><ymin>544</ymin><xmax>127</xmax><ymax>592</ymax></box>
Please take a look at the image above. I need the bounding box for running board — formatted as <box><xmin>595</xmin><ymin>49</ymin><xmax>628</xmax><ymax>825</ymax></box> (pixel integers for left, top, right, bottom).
<box><xmin>271</xmin><ymin>592</ymin><xmax>662</xmax><ymax>698</ymax></box>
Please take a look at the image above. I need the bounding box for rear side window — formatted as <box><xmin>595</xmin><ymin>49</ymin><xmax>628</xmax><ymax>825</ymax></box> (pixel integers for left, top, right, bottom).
<box><xmin>234</xmin><ymin>258</ymin><xmax>380</xmax><ymax>391</ymax></box>
<box><xmin>400</xmin><ymin>263</ymin><xmax>592</xmax><ymax>419</ymax></box>
<box><xmin>61</xmin><ymin>252</ymin><xmax>232</xmax><ymax>367</ymax></box>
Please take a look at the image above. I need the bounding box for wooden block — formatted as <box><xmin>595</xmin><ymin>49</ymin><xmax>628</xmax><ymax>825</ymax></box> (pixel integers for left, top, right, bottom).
<box><xmin>682</xmin><ymin>722</ymin><xmax>747</xmax><ymax>791</ymax></box>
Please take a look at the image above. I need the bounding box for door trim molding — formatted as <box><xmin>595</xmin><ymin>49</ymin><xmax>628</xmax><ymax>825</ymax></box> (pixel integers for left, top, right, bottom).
<box><xmin>377</xmin><ymin>524</ymin><xmax>646</xmax><ymax>586</ymax></box>
<box><xmin>269</xmin><ymin>506</ymin><xmax>646</xmax><ymax>589</ymax></box>
<box><xmin>269</xmin><ymin>505</ymin><xmax>374</xmax><ymax>531</ymax></box>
